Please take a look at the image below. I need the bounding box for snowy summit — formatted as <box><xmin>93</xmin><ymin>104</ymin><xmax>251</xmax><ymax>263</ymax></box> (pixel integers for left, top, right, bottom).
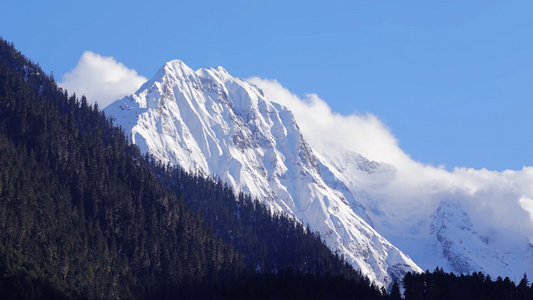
<box><xmin>105</xmin><ymin>59</ymin><xmax>533</xmax><ymax>287</ymax></box>
<box><xmin>105</xmin><ymin>59</ymin><xmax>422</xmax><ymax>287</ymax></box>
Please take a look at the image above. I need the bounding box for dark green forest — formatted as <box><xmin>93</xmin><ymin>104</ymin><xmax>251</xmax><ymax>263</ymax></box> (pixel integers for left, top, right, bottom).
<box><xmin>0</xmin><ymin>37</ymin><xmax>532</xmax><ymax>299</ymax></box>
<box><xmin>402</xmin><ymin>269</ymin><xmax>532</xmax><ymax>300</ymax></box>
<box><xmin>0</xmin><ymin>38</ymin><xmax>249</xmax><ymax>299</ymax></box>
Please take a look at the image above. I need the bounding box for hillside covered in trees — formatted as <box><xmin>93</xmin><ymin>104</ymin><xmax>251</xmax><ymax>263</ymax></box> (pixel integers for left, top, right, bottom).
<box><xmin>0</xmin><ymin>37</ymin><xmax>251</xmax><ymax>299</ymax></box>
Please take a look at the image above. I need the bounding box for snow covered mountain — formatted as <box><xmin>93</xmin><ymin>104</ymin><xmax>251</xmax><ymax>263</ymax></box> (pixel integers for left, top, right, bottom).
<box><xmin>104</xmin><ymin>60</ymin><xmax>422</xmax><ymax>287</ymax></box>
<box><xmin>424</xmin><ymin>200</ymin><xmax>533</xmax><ymax>277</ymax></box>
<box><xmin>104</xmin><ymin>59</ymin><xmax>533</xmax><ymax>286</ymax></box>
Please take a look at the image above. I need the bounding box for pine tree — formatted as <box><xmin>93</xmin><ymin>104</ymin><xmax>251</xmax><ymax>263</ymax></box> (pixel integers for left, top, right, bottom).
<box><xmin>390</xmin><ymin>280</ymin><xmax>402</xmax><ymax>300</ymax></box>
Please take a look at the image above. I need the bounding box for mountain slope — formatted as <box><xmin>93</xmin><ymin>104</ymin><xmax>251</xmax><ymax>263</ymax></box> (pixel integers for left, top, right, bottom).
<box><xmin>427</xmin><ymin>200</ymin><xmax>533</xmax><ymax>276</ymax></box>
<box><xmin>105</xmin><ymin>60</ymin><xmax>422</xmax><ymax>286</ymax></box>
<box><xmin>247</xmin><ymin>75</ymin><xmax>533</xmax><ymax>281</ymax></box>
<box><xmin>312</xmin><ymin>141</ymin><xmax>533</xmax><ymax>280</ymax></box>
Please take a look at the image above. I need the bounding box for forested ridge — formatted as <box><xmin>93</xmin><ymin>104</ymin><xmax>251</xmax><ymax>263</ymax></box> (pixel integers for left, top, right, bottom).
<box><xmin>0</xmin><ymin>38</ymin><xmax>388</xmax><ymax>299</ymax></box>
<box><xmin>0</xmin><ymin>38</ymin><xmax>248</xmax><ymax>299</ymax></box>
<box><xmin>1</xmin><ymin>37</ymin><xmax>532</xmax><ymax>299</ymax></box>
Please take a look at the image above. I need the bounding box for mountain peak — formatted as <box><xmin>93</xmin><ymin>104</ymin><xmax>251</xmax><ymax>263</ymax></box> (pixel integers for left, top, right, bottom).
<box><xmin>104</xmin><ymin>59</ymin><xmax>423</xmax><ymax>287</ymax></box>
<box><xmin>161</xmin><ymin>59</ymin><xmax>196</xmax><ymax>80</ymax></box>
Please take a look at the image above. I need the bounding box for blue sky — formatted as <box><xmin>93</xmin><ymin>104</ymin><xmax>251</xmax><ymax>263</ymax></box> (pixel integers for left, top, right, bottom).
<box><xmin>2</xmin><ymin>1</ymin><xmax>532</xmax><ymax>171</ymax></box>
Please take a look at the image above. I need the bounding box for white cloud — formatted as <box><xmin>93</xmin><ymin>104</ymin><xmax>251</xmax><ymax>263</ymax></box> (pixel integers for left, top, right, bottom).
<box><xmin>60</xmin><ymin>51</ymin><xmax>147</xmax><ymax>108</ymax></box>
<box><xmin>248</xmin><ymin>77</ymin><xmax>533</xmax><ymax>241</ymax></box>
<box><xmin>248</xmin><ymin>78</ymin><xmax>411</xmax><ymax>166</ymax></box>
<box><xmin>520</xmin><ymin>196</ymin><xmax>533</xmax><ymax>223</ymax></box>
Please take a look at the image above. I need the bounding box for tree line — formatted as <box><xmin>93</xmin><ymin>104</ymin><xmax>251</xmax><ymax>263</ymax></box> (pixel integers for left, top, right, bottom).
<box><xmin>400</xmin><ymin>268</ymin><xmax>532</xmax><ymax>300</ymax></box>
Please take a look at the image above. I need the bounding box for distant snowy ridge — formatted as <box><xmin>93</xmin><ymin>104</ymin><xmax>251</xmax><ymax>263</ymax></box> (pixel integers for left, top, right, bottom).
<box><xmin>305</xmin><ymin>135</ymin><xmax>533</xmax><ymax>281</ymax></box>
<box><xmin>104</xmin><ymin>60</ymin><xmax>422</xmax><ymax>287</ymax></box>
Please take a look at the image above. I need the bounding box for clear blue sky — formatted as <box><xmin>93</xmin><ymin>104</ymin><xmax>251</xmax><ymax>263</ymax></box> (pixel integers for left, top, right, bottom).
<box><xmin>2</xmin><ymin>1</ymin><xmax>532</xmax><ymax>171</ymax></box>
